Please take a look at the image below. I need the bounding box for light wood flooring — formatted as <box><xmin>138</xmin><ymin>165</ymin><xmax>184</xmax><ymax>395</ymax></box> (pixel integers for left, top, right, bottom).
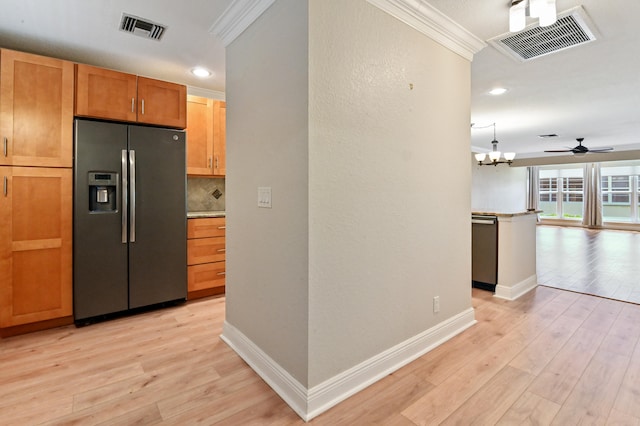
<box><xmin>537</xmin><ymin>225</ymin><xmax>640</xmax><ymax>304</ymax></box>
<box><xmin>3</xmin><ymin>284</ymin><xmax>640</xmax><ymax>425</ymax></box>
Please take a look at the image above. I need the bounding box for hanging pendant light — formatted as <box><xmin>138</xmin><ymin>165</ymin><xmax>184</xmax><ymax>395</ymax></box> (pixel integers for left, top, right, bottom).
<box><xmin>473</xmin><ymin>123</ymin><xmax>515</xmax><ymax>166</ymax></box>
<box><xmin>509</xmin><ymin>0</ymin><xmax>526</xmax><ymax>32</ymax></box>
<box><xmin>529</xmin><ymin>0</ymin><xmax>544</xmax><ymax>18</ymax></box>
<box><xmin>509</xmin><ymin>0</ymin><xmax>557</xmax><ymax>32</ymax></box>
<box><xmin>538</xmin><ymin>0</ymin><xmax>557</xmax><ymax>26</ymax></box>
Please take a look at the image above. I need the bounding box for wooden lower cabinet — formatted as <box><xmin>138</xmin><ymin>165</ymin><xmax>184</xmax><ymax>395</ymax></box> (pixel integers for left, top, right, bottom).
<box><xmin>0</xmin><ymin>167</ymin><xmax>73</xmax><ymax>329</ymax></box>
<box><xmin>187</xmin><ymin>217</ymin><xmax>225</xmax><ymax>299</ymax></box>
<box><xmin>187</xmin><ymin>262</ymin><xmax>226</xmax><ymax>293</ymax></box>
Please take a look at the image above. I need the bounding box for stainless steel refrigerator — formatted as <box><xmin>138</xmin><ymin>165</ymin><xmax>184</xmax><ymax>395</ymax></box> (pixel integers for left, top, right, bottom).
<box><xmin>73</xmin><ymin>119</ymin><xmax>187</xmax><ymax>323</ymax></box>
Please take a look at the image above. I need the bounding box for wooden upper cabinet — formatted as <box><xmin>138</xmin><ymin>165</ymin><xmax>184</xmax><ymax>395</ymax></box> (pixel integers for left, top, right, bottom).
<box><xmin>213</xmin><ymin>101</ymin><xmax>226</xmax><ymax>176</ymax></box>
<box><xmin>186</xmin><ymin>95</ymin><xmax>214</xmax><ymax>175</ymax></box>
<box><xmin>75</xmin><ymin>64</ymin><xmax>137</xmax><ymax>122</ymax></box>
<box><xmin>186</xmin><ymin>97</ymin><xmax>225</xmax><ymax>176</ymax></box>
<box><xmin>137</xmin><ymin>77</ymin><xmax>186</xmax><ymax>129</ymax></box>
<box><xmin>75</xmin><ymin>64</ymin><xmax>186</xmax><ymax>129</ymax></box>
<box><xmin>0</xmin><ymin>166</ymin><xmax>73</xmax><ymax>328</ymax></box>
<box><xmin>0</xmin><ymin>49</ymin><xmax>74</xmax><ymax>168</ymax></box>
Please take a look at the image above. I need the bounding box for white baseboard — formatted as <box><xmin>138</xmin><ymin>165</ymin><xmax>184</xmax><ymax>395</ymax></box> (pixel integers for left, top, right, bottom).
<box><xmin>221</xmin><ymin>307</ymin><xmax>476</xmax><ymax>421</ymax></box>
<box><xmin>220</xmin><ymin>322</ymin><xmax>309</xmax><ymax>420</ymax></box>
<box><xmin>494</xmin><ymin>274</ymin><xmax>538</xmax><ymax>301</ymax></box>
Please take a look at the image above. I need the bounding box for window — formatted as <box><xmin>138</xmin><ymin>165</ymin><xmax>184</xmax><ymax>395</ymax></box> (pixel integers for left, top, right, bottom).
<box><xmin>563</xmin><ymin>177</ymin><xmax>583</xmax><ymax>202</ymax></box>
<box><xmin>538</xmin><ymin>168</ymin><xmax>584</xmax><ymax>219</ymax></box>
<box><xmin>601</xmin><ymin>170</ymin><xmax>638</xmax><ymax>223</ymax></box>
<box><xmin>538</xmin><ymin>162</ymin><xmax>640</xmax><ymax>226</ymax></box>
<box><xmin>539</xmin><ymin>178</ymin><xmax>557</xmax><ymax>202</ymax></box>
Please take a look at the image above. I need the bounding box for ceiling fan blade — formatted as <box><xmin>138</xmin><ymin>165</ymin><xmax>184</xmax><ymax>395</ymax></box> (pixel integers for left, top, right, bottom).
<box><xmin>588</xmin><ymin>148</ymin><xmax>614</xmax><ymax>152</ymax></box>
<box><xmin>544</xmin><ymin>149</ymin><xmax>573</xmax><ymax>152</ymax></box>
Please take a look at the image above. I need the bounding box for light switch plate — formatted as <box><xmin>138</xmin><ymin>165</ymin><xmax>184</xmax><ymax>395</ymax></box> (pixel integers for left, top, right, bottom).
<box><xmin>258</xmin><ymin>187</ymin><xmax>272</xmax><ymax>208</ymax></box>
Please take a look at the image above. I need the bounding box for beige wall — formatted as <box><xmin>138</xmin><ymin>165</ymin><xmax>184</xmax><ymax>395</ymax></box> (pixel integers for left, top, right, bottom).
<box><xmin>308</xmin><ymin>0</ymin><xmax>473</xmax><ymax>387</ymax></box>
<box><xmin>225</xmin><ymin>0</ymin><xmax>310</xmax><ymax>385</ymax></box>
<box><xmin>226</xmin><ymin>0</ymin><xmax>474</xmax><ymax>391</ymax></box>
<box><xmin>471</xmin><ymin>156</ymin><xmax>528</xmax><ymax>213</ymax></box>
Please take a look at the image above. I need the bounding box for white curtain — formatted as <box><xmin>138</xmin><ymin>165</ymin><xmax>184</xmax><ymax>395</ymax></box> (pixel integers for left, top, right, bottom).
<box><xmin>582</xmin><ymin>163</ymin><xmax>602</xmax><ymax>228</ymax></box>
<box><xmin>526</xmin><ymin>166</ymin><xmax>539</xmax><ymax>211</ymax></box>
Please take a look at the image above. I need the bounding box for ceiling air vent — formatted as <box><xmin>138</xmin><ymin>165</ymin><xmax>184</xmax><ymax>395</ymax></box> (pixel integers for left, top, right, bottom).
<box><xmin>119</xmin><ymin>13</ymin><xmax>166</xmax><ymax>41</ymax></box>
<box><xmin>489</xmin><ymin>6</ymin><xmax>597</xmax><ymax>62</ymax></box>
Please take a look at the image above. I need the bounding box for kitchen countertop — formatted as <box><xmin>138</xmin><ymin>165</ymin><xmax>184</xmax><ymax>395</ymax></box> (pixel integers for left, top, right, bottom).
<box><xmin>187</xmin><ymin>211</ymin><xmax>226</xmax><ymax>218</ymax></box>
<box><xmin>472</xmin><ymin>210</ymin><xmax>541</xmax><ymax>218</ymax></box>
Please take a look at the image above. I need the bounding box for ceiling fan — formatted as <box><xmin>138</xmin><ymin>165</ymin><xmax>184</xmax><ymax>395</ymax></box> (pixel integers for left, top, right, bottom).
<box><xmin>544</xmin><ymin>138</ymin><xmax>614</xmax><ymax>155</ymax></box>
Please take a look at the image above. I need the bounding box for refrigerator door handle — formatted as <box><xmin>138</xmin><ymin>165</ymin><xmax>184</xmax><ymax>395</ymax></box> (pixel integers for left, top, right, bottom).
<box><xmin>130</xmin><ymin>150</ymin><xmax>136</xmax><ymax>243</ymax></box>
<box><xmin>121</xmin><ymin>150</ymin><xmax>128</xmax><ymax>243</ymax></box>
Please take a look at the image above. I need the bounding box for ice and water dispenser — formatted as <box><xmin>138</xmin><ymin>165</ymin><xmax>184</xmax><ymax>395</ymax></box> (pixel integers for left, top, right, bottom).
<box><xmin>88</xmin><ymin>172</ymin><xmax>119</xmax><ymax>213</ymax></box>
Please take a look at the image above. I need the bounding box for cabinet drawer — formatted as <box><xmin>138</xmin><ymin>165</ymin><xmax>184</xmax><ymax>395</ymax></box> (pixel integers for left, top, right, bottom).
<box><xmin>187</xmin><ymin>217</ymin><xmax>225</xmax><ymax>238</ymax></box>
<box><xmin>187</xmin><ymin>237</ymin><xmax>225</xmax><ymax>265</ymax></box>
<box><xmin>188</xmin><ymin>262</ymin><xmax>225</xmax><ymax>292</ymax></box>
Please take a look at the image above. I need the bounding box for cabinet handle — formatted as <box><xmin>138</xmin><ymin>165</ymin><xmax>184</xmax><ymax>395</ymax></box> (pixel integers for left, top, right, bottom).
<box><xmin>141</xmin><ymin>99</ymin><xmax>145</xmax><ymax>115</ymax></box>
<box><xmin>208</xmin><ymin>157</ymin><xmax>212</xmax><ymax>169</ymax></box>
<box><xmin>217</xmin><ymin>226</ymin><xmax>226</xmax><ymax>230</ymax></box>
<box><xmin>131</xmin><ymin>98</ymin><xmax>135</xmax><ymax>113</ymax></box>
<box><xmin>215</xmin><ymin>156</ymin><xmax>219</xmax><ymax>169</ymax></box>
<box><xmin>3</xmin><ymin>176</ymin><xmax>7</xmax><ymax>196</ymax></box>
<box><xmin>217</xmin><ymin>248</ymin><xmax>226</xmax><ymax>253</ymax></box>
<box><xmin>3</xmin><ymin>137</ymin><xmax>6</xmax><ymax>157</ymax></box>
<box><xmin>217</xmin><ymin>271</ymin><xmax>226</xmax><ymax>276</ymax></box>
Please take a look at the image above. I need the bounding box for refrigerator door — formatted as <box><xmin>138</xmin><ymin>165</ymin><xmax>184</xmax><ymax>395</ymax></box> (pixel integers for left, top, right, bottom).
<box><xmin>74</xmin><ymin>120</ymin><xmax>129</xmax><ymax>321</ymax></box>
<box><xmin>128</xmin><ymin>125</ymin><xmax>187</xmax><ymax>308</ymax></box>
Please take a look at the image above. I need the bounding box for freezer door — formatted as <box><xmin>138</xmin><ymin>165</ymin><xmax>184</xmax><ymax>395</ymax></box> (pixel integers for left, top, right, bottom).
<box><xmin>74</xmin><ymin>120</ymin><xmax>129</xmax><ymax>321</ymax></box>
<box><xmin>128</xmin><ymin>125</ymin><xmax>187</xmax><ymax>308</ymax></box>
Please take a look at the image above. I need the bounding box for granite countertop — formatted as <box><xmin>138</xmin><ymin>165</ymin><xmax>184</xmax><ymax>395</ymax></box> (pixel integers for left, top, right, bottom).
<box><xmin>187</xmin><ymin>211</ymin><xmax>226</xmax><ymax>218</ymax></box>
<box><xmin>472</xmin><ymin>210</ymin><xmax>541</xmax><ymax>218</ymax></box>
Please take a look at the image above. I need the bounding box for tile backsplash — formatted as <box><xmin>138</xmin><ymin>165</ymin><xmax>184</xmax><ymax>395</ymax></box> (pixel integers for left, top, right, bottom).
<box><xmin>187</xmin><ymin>177</ymin><xmax>225</xmax><ymax>212</ymax></box>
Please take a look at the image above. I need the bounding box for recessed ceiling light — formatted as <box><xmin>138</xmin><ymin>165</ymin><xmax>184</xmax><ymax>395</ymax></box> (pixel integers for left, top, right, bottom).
<box><xmin>191</xmin><ymin>67</ymin><xmax>211</xmax><ymax>78</ymax></box>
<box><xmin>489</xmin><ymin>87</ymin><xmax>508</xmax><ymax>95</ymax></box>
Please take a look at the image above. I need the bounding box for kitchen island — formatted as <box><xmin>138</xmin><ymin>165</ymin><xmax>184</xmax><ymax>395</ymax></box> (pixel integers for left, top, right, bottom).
<box><xmin>472</xmin><ymin>210</ymin><xmax>539</xmax><ymax>300</ymax></box>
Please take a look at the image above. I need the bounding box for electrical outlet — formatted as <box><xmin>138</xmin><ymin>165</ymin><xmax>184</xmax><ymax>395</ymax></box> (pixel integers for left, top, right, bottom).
<box><xmin>433</xmin><ymin>296</ymin><xmax>440</xmax><ymax>313</ymax></box>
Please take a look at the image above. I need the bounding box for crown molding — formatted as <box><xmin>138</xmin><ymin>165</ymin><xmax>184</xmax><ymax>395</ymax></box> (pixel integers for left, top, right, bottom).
<box><xmin>366</xmin><ymin>0</ymin><xmax>486</xmax><ymax>61</ymax></box>
<box><xmin>187</xmin><ymin>86</ymin><xmax>226</xmax><ymax>100</ymax></box>
<box><xmin>209</xmin><ymin>0</ymin><xmax>276</xmax><ymax>47</ymax></box>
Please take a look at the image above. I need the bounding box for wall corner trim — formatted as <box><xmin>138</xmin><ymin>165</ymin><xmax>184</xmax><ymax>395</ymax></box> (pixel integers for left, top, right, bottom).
<box><xmin>222</xmin><ymin>308</ymin><xmax>476</xmax><ymax>421</ymax></box>
<box><xmin>209</xmin><ymin>0</ymin><xmax>276</xmax><ymax>47</ymax></box>
<box><xmin>366</xmin><ymin>0</ymin><xmax>487</xmax><ymax>61</ymax></box>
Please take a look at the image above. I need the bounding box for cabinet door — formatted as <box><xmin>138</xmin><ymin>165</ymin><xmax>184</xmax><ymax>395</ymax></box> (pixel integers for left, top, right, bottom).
<box><xmin>186</xmin><ymin>95</ymin><xmax>214</xmax><ymax>175</ymax></box>
<box><xmin>212</xmin><ymin>101</ymin><xmax>226</xmax><ymax>176</ymax></box>
<box><xmin>137</xmin><ymin>77</ymin><xmax>186</xmax><ymax>129</ymax></box>
<box><xmin>0</xmin><ymin>167</ymin><xmax>72</xmax><ymax>328</ymax></box>
<box><xmin>75</xmin><ymin>64</ymin><xmax>138</xmax><ymax>123</ymax></box>
<box><xmin>0</xmin><ymin>49</ymin><xmax>74</xmax><ymax>167</ymax></box>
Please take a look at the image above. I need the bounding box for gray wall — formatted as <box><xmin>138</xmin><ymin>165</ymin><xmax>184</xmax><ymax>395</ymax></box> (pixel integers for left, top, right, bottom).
<box><xmin>225</xmin><ymin>0</ymin><xmax>310</xmax><ymax>385</ymax></box>
<box><xmin>226</xmin><ymin>0</ymin><xmax>473</xmax><ymax>389</ymax></box>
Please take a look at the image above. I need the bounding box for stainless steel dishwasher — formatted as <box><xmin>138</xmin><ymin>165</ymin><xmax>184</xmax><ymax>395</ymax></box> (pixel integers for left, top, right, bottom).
<box><xmin>471</xmin><ymin>215</ymin><xmax>498</xmax><ymax>290</ymax></box>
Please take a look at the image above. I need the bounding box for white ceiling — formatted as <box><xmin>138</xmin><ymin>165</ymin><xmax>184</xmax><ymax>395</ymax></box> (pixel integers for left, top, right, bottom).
<box><xmin>0</xmin><ymin>0</ymin><xmax>638</xmax><ymax>159</ymax></box>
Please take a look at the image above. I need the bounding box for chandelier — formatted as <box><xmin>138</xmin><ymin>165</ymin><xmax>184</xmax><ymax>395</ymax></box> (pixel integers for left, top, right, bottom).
<box><xmin>509</xmin><ymin>0</ymin><xmax>557</xmax><ymax>32</ymax></box>
<box><xmin>473</xmin><ymin>123</ymin><xmax>515</xmax><ymax>166</ymax></box>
